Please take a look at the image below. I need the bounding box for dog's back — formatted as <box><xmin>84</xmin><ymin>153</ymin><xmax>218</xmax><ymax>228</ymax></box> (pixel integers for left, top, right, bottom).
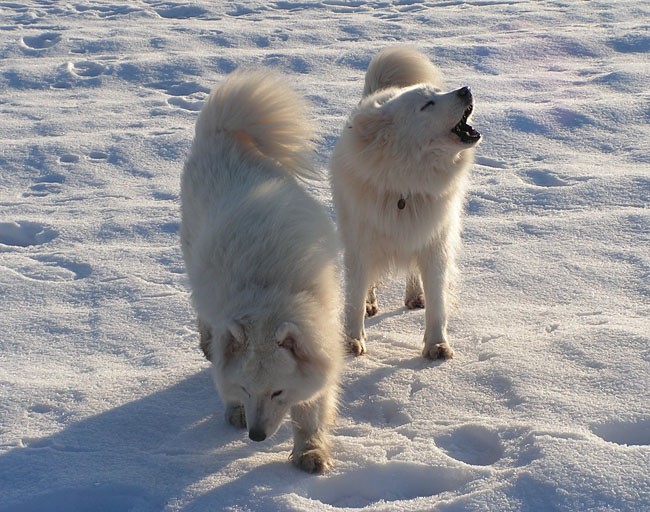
<box><xmin>363</xmin><ymin>46</ymin><xmax>443</xmax><ymax>97</ymax></box>
<box><xmin>180</xmin><ymin>70</ymin><xmax>319</xmax><ymax>273</ymax></box>
<box><xmin>181</xmin><ymin>70</ymin><xmax>340</xmax><ymax>327</ymax></box>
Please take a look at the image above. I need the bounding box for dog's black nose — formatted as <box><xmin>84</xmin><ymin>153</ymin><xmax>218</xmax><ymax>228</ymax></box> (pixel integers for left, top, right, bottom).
<box><xmin>249</xmin><ymin>429</ymin><xmax>266</xmax><ymax>442</ymax></box>
<box><xmin>457</xmin><ymin>86</ymin><xmax>471</xmax><ymax>97</ymax></box>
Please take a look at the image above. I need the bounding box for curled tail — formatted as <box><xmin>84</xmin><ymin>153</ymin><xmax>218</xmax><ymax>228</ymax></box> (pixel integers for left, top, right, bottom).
<box><xmin>363</xmin><ymin>46</ymin><xmax>443</xmax><ymax>97</ymax></box>
<box><xmin>195</xmin><ymin>69</ymin><xmax>316</xmax><ymax>179</ymax></box>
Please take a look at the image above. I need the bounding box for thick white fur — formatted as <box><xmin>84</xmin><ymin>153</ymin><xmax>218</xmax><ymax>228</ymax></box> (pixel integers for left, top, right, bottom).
<box><xmin>330</xmin><ymin>46</ymin><xmax>480</xmax><ymax>359</ymax></box>
<box><xmin>180</xmin><ymin>70</ymin><xmax>343</xmax><ymax>473</ymax></box>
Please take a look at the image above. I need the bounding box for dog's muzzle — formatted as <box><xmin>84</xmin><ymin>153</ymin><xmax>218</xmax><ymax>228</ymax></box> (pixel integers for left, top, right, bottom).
<box><xmin>452</xmin><ymin>87</ymin><xmax>481</xmax><ymax>144</ymax></box>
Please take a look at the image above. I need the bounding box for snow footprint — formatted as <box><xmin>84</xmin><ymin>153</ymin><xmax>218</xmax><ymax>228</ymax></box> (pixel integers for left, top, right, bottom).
<box><xmin>475</xmin><ymin>156</ymin><xmax>508</xmax><ymax>169</ymax></box>
<box><xmin>59</xmin><ymin>154</ymin><xmax>79</xmax><ymax>164</ymax></box>
<box><xmin>435</xmin><ymin>425</ymin><xmax>504</xmax><ymax>466</ymax></box>
<box><xmin>89</xmin><ymin>151</ymin><xmax>109</xmax><ymax>161</ymax></box>
<box><xmin>301</xmin><ymin>461</ymin><xmax>475</xmax><ymax>508</ymax></box>
<box><xmin>148</xmin><ymin>80</ymin><xmax>209</xmax><ymax>112</ymax></box>
<box><xmin>521</xmin><ymin>168</ymin><xmax>594</xmax><ymax>188</ymax></box>
<box><xmin>608</xmin><ymin>34</ymin><xmax>650</xmax><ymax>54</ymax></box>
<box><xmin>0</xmin><ymin>221</ymin><xmax>57</xmax><ymax>247</ymax></box>
<box><xmin>377</xmin><ymin>398</ymin><xmax>411</xmax><ymax>426</ymax></box>
<box><xmin>21</xmin><ymin>32</ymin><xmax>61</xmax><ymax>51</ymax></box>
<box><xmin>521</xmin><ymin>169</ymin><xmax>571</xmax><ymax>188</ymax></box>
<box><xmin>591</xmin><ymin>417</ymin><xmax>650</xmax><ymax>447</ymax></box>
<box><xmin>23</xmin><ymin>174</ymin><xmax>66</xmax><ymax>197</ymax></box>
<box><xmin>17</xmin><ymin>256</ymin><xmax>92</xmax><ymax>282</ymax></box>
<box><xmin>155</xmin><ymin>4</ymin><xmax>208</xmax><ymax>19</ymax></box>
<box><xmin>166</xmin><ymin>97</ymin><xmax>203</xmax><ymax>111</ymax></box>
<box><xmin>477</xmin><ymin>334</ymin><xmax>503</xmax><ymax>362</ymax></box>
<box><xmin>67</xmin><ymin>60</ymin><xmax>108</xmax><ymax>78</ymax></box>
<box><xmin>148</xmin><ymin>81</ymin><xmax>209</xmax><ymax>97</ymax></box>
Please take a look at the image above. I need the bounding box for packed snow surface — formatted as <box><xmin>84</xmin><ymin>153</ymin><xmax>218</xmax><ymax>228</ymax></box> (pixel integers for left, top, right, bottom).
<box><xmin>1</xmin><ymin>1</ymin><xmax>649</xmax><ymax>511</ymax></box>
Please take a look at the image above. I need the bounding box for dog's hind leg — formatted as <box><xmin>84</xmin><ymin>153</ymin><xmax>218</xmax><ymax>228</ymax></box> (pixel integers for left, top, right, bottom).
<box><xmin>290</xmin><ymin>390</ymin><xmax>337</xmax><ymax>473</ymax></box>
<box><xmin>404</xmin><ymin>270</ymin><xmax>425</xmax><ymax>310</ymax></box>
<box><xmin>365</xmin><ymin>284</ymin><xmax>379</xmax><ymax>317</ymax></box>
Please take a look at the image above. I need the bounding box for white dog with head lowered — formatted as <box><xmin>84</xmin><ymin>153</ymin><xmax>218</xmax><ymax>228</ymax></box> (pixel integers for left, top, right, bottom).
<box><xmin>180</xmin><ymin>70</ymin><xmax>343</xmax><ymax>473</ymax></box>
<box><xmin>330</xmin><ymin>46</ymin><xmax>481</xmax><ymax>359</ymax></box>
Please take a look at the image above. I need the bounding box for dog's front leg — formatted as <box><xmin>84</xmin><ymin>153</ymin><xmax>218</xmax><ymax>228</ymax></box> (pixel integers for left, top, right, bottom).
<box><xmin>290</xmin><ymin>392</ymin><xmax>336</xmax><ymax>473</ymax></box>
<box><xmin>197</xmin><ymin>317</ymin><xmax>212</xmax><ymax>361</ymax></box>
<box><xmin>224</xmin><ymin>402</ymin><xmax>246</xmax><ymax>429</ymax></box>
<box><xmin>418</xmin><ymin>242</ymin><xmax>454</xmax><ymax>360</ymax></box>
<box><xmin>343</xmin><ymin>254</ymin><xmax>371</xmax><ymax>355</ymax></box>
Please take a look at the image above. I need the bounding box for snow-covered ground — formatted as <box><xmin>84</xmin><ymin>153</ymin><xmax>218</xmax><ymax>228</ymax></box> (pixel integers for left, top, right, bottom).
<box><xmin>1</xmin><ymin>1</ymin><xmax>649</xmax><ymax>511</ymax></box>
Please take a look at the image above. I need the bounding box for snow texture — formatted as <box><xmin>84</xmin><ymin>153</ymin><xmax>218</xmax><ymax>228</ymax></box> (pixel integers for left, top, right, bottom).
<box><xmin>1</xmin><ymin>1</ymin><xmax>649</xmax><ymax>511</ymax></box>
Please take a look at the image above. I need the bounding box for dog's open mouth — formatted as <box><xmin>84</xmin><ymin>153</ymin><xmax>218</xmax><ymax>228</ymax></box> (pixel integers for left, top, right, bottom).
<box><xmin>452</xmin><ymin>105</ymin><xmax>481</xmax><ymax>144</ymax></box>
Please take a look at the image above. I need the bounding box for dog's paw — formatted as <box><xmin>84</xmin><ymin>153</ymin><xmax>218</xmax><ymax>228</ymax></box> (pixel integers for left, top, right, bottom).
<box><xmin>422</xmin><ymin>342</ymin><xmax>454</xmax><ymax>360</ymax></box>
<box><xmin>365</xmin><ymin>301</ymin><xmax>379</xmax><ymax>317</ymax></box>
<box><xmin>292</xmin><ymin>447</ymin><xmax>332</xmax><ymax>474</ymax></box>
<box><xmin>225</xmin><ymin>403</ymin><xmax>246</xmax><ymax>429</ymax></box>
<box><xmin>405</xmin><ymin>294</ymin><xmax>425</xmax><ymax>310</ymax></box>
<box><xmin>347</xmin><ymin>338</ymin><xmax>366</xmax><ymax>356</ymax></box>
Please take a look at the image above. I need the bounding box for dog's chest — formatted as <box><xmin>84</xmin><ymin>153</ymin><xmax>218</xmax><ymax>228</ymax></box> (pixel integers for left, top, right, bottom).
<box><xmin>371</xmin><ymin>192</ymin><xmax>451</xmax><ymax>247</ymax></box>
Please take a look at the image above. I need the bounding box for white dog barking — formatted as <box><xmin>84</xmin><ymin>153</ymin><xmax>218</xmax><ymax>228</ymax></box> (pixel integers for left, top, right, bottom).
<box><xmin>181</xmin><ymin>70</ymin><xmax>343</xmax><ymax>473</ymax></box>
<box><xmin>330</xmin><ymin>46</ymin><xmax>481</xmax><ymax>359</ymax></box>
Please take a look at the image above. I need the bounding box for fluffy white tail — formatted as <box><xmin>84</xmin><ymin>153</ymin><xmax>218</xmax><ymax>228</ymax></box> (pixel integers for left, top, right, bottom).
<box><xmin>363</xmin><ymin>46</ymin><xmax>443</xmax><ymax>97</ymax></box>
<box><xmin>195</xmin><ymin>69</ymin><xmax>316</xmax><ymax>179</ymax></box>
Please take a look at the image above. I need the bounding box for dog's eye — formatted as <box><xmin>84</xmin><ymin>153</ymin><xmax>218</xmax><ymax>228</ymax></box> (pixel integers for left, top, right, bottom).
<box><xmin>271</xmin><ymin>390</ymin><xmax>283</xmax><ymax>399</ymax></box>
<box><xmin>420</xmin><ymin>100</ymin><xmax>435</xmax><ymax>111</ymax></box>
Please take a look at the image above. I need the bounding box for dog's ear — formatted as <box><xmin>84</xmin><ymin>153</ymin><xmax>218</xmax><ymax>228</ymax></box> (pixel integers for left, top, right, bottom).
<box><xmin>221</xmin><ymin>321</ymin><xmax>246</xmax><ymax>363</ymax></box>
<box><xmin>276</xmin><ymin>322</ymin><xmax>310</xmax><ymax>363</ymax></box>
<box><xmin>351</xmin><ymin>111</ymin><xmax>392</xmax><ymax>144</ymax></box>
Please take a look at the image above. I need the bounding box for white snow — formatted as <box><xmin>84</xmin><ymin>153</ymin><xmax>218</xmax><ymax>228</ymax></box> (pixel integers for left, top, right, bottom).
<box><xmin>1</xmin><ymin>1</ymin><xmax>649</xmax><ymax>511</ymax></box>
